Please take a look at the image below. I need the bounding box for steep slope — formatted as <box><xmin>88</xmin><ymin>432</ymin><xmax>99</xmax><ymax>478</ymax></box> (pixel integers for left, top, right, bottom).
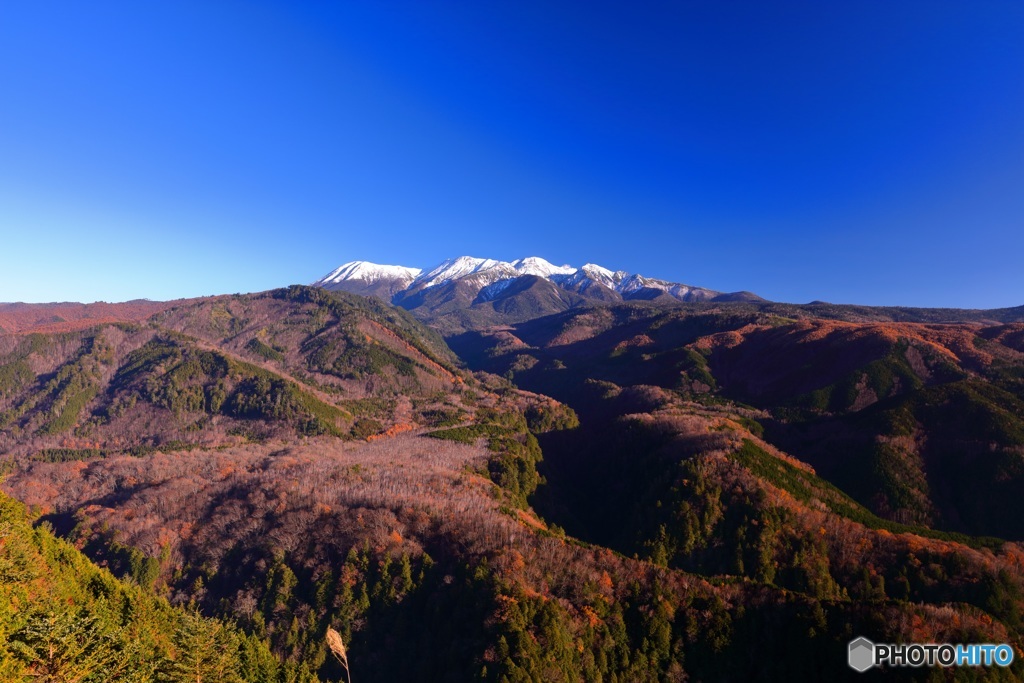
<box><xmin>697</xmin><ymin>319</ymin><xmax>1024</xmax><ymax>536</ymax></box>
<box><xmin>0</xmin><ymin>489</ymin><xmax>312</xmax><ymax>682</ymax></box>
<box><xmin>399</xmin><ymin>275</ymin><xmax>594</xmax><ymax>334</ymax></box>
<box><xmin>455</xmin><ymin>304</ymin><xmax>1024</xmax><ymax>542</ymax></box>
<box><xmin>447</xmin><ymin>304</ymin><xmax>1024</xmax><ymax>675</ymax></box>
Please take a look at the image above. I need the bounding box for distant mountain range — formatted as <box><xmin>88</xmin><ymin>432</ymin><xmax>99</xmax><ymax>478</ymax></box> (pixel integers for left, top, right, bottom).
<box><xmin>314</xmin><ymin>256</ymin><xmax>764</xmax><ymax>326</ymax></box>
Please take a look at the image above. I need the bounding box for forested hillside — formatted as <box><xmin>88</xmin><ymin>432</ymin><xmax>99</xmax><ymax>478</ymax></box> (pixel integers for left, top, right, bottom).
<box><xmin>3</xmin><ymin>289</ymin><xmax>1024</xmax><ymax>681</ymax></box>
<box><xmin>453</xmin><ymin>305</ymin><xmax>1024</xmax><ymax>539</ymax></box>
<box><xmin>0</xmin><ymin>489</ymin><xmax>316</xmax><ymax>681</ymax></box>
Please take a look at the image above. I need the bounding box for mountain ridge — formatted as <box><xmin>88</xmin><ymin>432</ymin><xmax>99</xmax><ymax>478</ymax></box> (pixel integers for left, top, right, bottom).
<box><xmin>315</xmin><ymin>255</ymin><xmax>763</xmax><ymax>306</ymax></box>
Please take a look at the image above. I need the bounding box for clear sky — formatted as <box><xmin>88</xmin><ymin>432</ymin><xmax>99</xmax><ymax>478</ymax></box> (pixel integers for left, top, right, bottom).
<box><xmin>1</xmin><ymin>2</ymin><xmax>1022</xmax><ymax>307</ymax></box>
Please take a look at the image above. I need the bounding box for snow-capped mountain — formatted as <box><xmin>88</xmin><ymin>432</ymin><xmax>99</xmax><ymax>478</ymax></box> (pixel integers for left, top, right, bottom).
<box><xmin>313</xmin><ymin>256</ymin><xmax>762</xmax><ymax>318</ymax></box>
<box><xmin>412</xmin><ymin>257</ymin><xmax>517</xmax><ymax>289</ymax></box>
<box><xmin>314</xmin><ymin>261</ymin><xmax>424</xmax><ymax>300</ymax></box>
<box><xmin>511</xmin><ymin>257</ymin><xmax>577</xmax><ymax>279</ymax></box>
<box><xmin>550</xmin><ymin>263</ymin><xmax>628</xmax><ymax>293</ymax></box>
<box><xmin>408</xmin><ymin>256</ymin><xmax>578</xmax><ymax>289</ymax></box>
<box><xmin>319</xmin><ymin>261</ymin><xmax>422</xmax><ymax>285</ymax></box>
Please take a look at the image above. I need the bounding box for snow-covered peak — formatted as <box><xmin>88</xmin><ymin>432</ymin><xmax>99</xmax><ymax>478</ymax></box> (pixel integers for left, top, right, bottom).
<box><xmin>581</xmin><ymin>263</ymin><xmax>614</xmax><ymax>279</ymax></box>
<box><xmin>511</xmin><ymin>257</ymin><xmax>576</xmax><ymax>278</ymax></box>
<box><xmin>315</xmin><ymin>255</ymin><xmax>726</xmax><ymax>304</ymax></box>
<box><xmin>412</xmin><ymin>256</ymin><xmax>518</xmax><ymax>288</ymax></box>
<box><xmin>619</xmin><ymin>274</ymin><xmax>664</xmax><ymax>294</ymax></box>
<box><xmin>316</xmin><ymin>261</ymin><xmax>422</xmax><ymax>285</ymax></box>
<box><xmin>581</xmin><ymin>263</ymin><xmax>628</xmax><ymax>289</ymax></box>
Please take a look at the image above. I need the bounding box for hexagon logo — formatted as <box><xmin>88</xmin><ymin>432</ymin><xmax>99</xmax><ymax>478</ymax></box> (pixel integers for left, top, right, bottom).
<box><xmin>848</xmin><ymin>637</ymin><xmax>875</xmax><ymax>672</ymax></box>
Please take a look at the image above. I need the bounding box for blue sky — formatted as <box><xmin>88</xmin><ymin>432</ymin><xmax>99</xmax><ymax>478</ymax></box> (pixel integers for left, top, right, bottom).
<box><xmin>1</xmin><ymin>2</ymin><xmax>1022</xmax><ymax>307</ymax></box>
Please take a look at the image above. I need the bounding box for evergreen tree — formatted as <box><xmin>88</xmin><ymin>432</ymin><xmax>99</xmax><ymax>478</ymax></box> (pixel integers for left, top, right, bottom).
<box><xmin>161</xmin><ymin>610</ymin><xmax>242</xmax><ymax>683</ymax></box>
